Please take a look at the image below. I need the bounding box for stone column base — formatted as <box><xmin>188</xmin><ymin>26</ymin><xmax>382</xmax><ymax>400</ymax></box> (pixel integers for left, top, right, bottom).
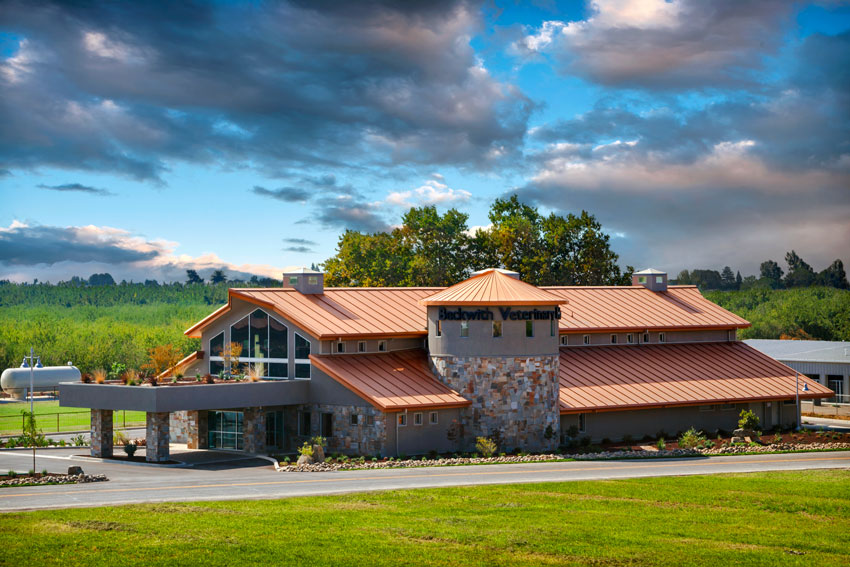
<box><xmin>146</xmin><ymin>412</ymin><xmax>170</xmax><ymax>462</ymax></box>
<box><xmin>187</xmin><ymin>410</ymin><xmax>209</xmax><ymax>449</ymax></box>
<box><xmin>243</xmin><ymin>407</ymin><xmax>266</xmax><ymax>453</ymax></box>
<box><xmin>91</xmin><ymin>409</ymin><xmax>113</xmax><ymax>458</ymax></box>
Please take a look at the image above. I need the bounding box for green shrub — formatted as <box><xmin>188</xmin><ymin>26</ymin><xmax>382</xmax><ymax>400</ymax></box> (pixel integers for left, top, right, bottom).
<box><xmin>678</xmin><ymin>427</ymin><xmax>707</xmax><ymax>449</ymax></box>
<box><xmin>475</xmin><ymin>436</ymin><xmax>498</xmax><ymax>458</ymax></box>
<box><xmin>7</xmin><ymin>470</ymin><xmax>16</xmax><ymax>478</ymax></box>
<box><xmin>738</xmin><ymin>409</ymin><xmax>760</xmax><ymax>431</ymax></box>
<box><xmin>656</xmin><ymin>438</ymin><xmax>666</xmax><ymax>450</ymax></box>
<box><xmin>297</xmin><ymin>442</ymin><xmax>313</xmax><ymax>458</ymax></box>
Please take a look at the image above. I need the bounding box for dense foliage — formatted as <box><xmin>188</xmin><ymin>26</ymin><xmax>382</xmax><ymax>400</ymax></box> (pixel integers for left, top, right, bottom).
<box><xmin>705</xmin><ymin>287</ymin><xmax>850</xmax><ymax>341</ymax></box>
<box><xmin>323</xmin><ymin>196</ymin><xmax>633</xmax><ymax>287</ymax></box>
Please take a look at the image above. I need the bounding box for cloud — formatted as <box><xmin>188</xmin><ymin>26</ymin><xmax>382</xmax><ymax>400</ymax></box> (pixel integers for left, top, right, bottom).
<box><xmin>283</xmin><ymin>238</ymin><xmax>316</xmax><ymax>246</ymax></box>
<box><xmin>282</xmin><ymin>237</ymin><xmax>316</xmax><ymax>253</ymax></box>
<box><xmin>315</xmin><ymin>199</ymin><xmax>390</xmax><ymax>233</ymax></box>
<box><xmin>0</xmin><ymin>1</ymin><xmax>533</xmax><ymax>182</ymax></box>
<box><xmin>385</xmin><ymin>179</ymin><xmax>473</xmax><ymax>207</ymax></box>
<box><xmin>37</xmin><ymin>182</ymin><xmax>112</xmax><ymax>196</ymax></box>
<box><xmin>252</xmin><ymin>185</ymin><xmax>311</xmax><ymax>203</ymax></box>
<box><xmin>282</xmin><ymin>246</ymin><xmax>313</xmax><ymax>254</ymax></box>
<box><xmin>0</xmin><ymin>221</ymin><xmax>285</xmax><ymax>282</ymax></box>
<box><xmin>515</xmin><ymin>0</ymin><xmax>797</xmax><ymax>88</ymax></box>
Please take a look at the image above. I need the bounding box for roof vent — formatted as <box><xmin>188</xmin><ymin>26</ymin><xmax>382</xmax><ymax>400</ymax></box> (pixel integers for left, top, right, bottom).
<box><xmin>282</xmin><ymin>266</ymin><xmax>324</xmax><ymax>294</ymax></box>
<box><xmin>632</xmin><ymin>268</ymin><xmax>667</xmax><ymax>292</ymax></box>
<box><xmin>470</xmin><ymin>267</ymin><xmax>520</xmax><ymax>280</ymax></box>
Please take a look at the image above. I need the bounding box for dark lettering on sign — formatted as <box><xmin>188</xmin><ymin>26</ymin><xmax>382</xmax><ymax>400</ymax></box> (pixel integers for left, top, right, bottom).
<box><xmin>440</xmin><ymin>306</ymin><xmax>561</xmax><ymax>321</ymax></box>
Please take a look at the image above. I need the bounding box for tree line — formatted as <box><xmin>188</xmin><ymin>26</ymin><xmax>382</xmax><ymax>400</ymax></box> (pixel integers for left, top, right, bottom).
<box><xmin>677</xmin><ymin>251</ymin><xmax>848</xmax><ymax>291</ymax></box>
<box><xmin>322</xmin><ymin>196</ymin><xmax>632</xmax><ymax>287</ymax></box>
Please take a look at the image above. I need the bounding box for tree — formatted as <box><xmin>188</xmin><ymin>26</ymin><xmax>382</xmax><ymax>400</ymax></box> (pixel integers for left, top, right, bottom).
<box><xmin>689</xmin><ymin>269</ymin><xmax>722</xmax><ymax>290</ymax></box>
<box><xmin>676</xmin><ymin>270</ymin><xmax>692</xmax><ymax>285</ymax></box>
<box><xmin>186</xmin><ymin>269</ymin><xmax>204</xmax><ymax>284</ymax></box>
<box><xmin>735</xmin><ymin>271</ymin><xmax>742</xmax><ymax>290</ymax></box>
<box><xmin>720</xmin><ymin>266</ymin><xmax>736</xmax><ymax>290</ymax></box>
<box><xmin>210</xmin><ymin>269</ymin><xmax>227</xmax><ymax>284</ymax></box>
<box><xmin>759</xmin><ymin>260</ymin><xmax>783</xmax><ymax>289</ymax></box>
<box><xmin>323</xmin><ymin>230</ymin><xmax>412</xmax><ymax>287</ymax></box>
<box><xmin>818</xmin><ymin>259</ymin><xmax>849</xmax><ymax>289</ymax></box>
<box><xmin>142</xmin><ymin>343</ymin><xmax>182</xmax><ymax>377</ymax></box>
<box><xmin>88</xmin><ymin>273</ymin><xmax>116</xmax><ymax>286</ymax></box>
<box><xmin>784</xmin><ymin>250</ymin><xmax>816</xmax><ymax>288</ymax></box>
<box><xmin>399</xmin><ymin>206</ymin><xmax>472</xmax><ymax>286</ymax></box>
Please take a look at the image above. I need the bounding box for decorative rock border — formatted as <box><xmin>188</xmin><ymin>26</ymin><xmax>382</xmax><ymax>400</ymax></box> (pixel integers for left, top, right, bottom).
<box><xmin>278</xmin><ymin>453</ymin><xmax>570</xmax><ymax>472</ymax></box>
<box><xmin>1</xmin><ymin>473</ymin><xmax>108</xmax><ymax>488</ymax></box>
<box><xmin>698</xmin><ymin>442</ymin><xmax>850</xmax><ymax>455</ymax></box>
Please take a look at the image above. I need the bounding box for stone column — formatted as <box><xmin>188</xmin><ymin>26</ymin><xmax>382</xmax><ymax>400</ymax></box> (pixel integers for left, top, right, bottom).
<box><xmin>243</xmin><ymin>407</ymin><xmax>266</xmax><ymax>453</ymax></box>
<box><xmin>90</xmin><ymin>409</ymin><xmax>113</xmax><ymax>458</ymax></box>
<box><xmin>146</xmin><ymin>412</ymin><xmax>170</xmax><ymax>462</ymax></box>
<box><xmin>187</xmin><ymin>410</ymin><xmax>209</xmax><ymax>449</ymax></box>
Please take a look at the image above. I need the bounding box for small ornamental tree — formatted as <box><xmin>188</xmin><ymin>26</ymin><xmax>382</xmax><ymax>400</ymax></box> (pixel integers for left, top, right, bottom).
<box><xmin>738</xmin><ymin>409</ymin><xmax>760</xmax><ymax>431</ymax></box>
<box><xmin>222</xmin><ymin>342</ymin><xmax>243</xmax><ymax>377</ymax></box>
<box><xmin>143</xmin><ymin>343</ymin><xmax>182</xmax><ymax>377</ymax></box>
<box><xmin>475</xmin><ymin>437</ymin><xmax>497</xmax><ymax>458</ymax></box>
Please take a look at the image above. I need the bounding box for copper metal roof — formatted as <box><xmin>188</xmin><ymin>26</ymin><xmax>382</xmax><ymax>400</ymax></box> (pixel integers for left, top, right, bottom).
<box><xmin>185</xmin><ymin>287</ymin><xmax>439</xmax><ymax>339</ymax></box>
<box><xmin>310</xmin><ymin>349</ymin><xmax>471</xmax><ymax>411</ymax></box>
<box><xmin>420</xmin><ymin>269</ymin><xmax>567</xmax><ymax>306</ymax></box>
<box><xmin>545</xmin><ymin>285</ymin><xmax>750</xmax><ymax>332</ymax></box>
<box><xmin>558</xmin><ymin>341</ymin><xmax>834</xmax><ymax>414</ymax></box>
<box><xmin>185</xmin><ymin>281</ymin><xmax>750</xmax><ymax>339</ymax></box>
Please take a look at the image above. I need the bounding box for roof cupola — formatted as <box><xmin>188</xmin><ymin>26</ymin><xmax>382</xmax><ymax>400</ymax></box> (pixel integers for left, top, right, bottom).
<box><xmin>632</xmin><ymin>268</ymin><xmax>667</xmax><ymax>292</ymax></box>
<box><xmin>282</xmin><ymin>266</ymin><xmax>323</xmax><ymax>294</ymax></box>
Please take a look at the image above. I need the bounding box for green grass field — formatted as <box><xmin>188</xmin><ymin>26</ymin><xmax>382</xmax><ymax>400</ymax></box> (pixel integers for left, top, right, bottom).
<box><xmin>0</xmin><ymin>401</ymin><xmax>145</xmax><ymax>436</ymax></box>
<box><xmin>0</xmin><ymin>470</ymin><xmax>846</xmax><ymax>566</ymax></box>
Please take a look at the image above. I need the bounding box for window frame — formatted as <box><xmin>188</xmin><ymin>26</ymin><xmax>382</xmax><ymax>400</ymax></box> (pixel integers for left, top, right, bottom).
<box><xmin>492</xmin><ymin>321</ymin><xmax>502</xmax><ymax>338</ymax></box>
<box><xmin>659</xmin><ymin>332</ymin><xmax>666</xmax><ymax>343</ymax></box>
<box><xmin>560</xmin><ymin>335</ymin><xmax>568</xmax><ymax>346</ymax></box>
<box><xmin>288</xmin><ymin>276</ymin><xmax>298</xmax><ymax>285</ymax></box>
<box><xmin>550</xmin><ymin>319</ymin><xmax>555</xmax><ymax>337</ymax></box>
<box><xmin>358</xmin><ymin>340</ymin><xmax>367</xmax><ymax>353</ymax></box>
<box><xmin>294</xmin><ymin>331</ymin><xmax>312</xmax><ymax>380</ymax></box>
<box><xmin>397</xmin><ymin>413</ymin><xmax>407</xmax><ymax>427</ymax></box>
<box><xmin>610</xmin><ymin>334</ymin><xmax>618</xmax><ymax>344</ymax></box>
<box><xmin>413</xmin><ymin>412</ymin><xmax>423</xmax><ymax>426</ymax></box>
<box><xmin>436</xmin><ymin>320</ymin><xmax>442</xmax><ymax>337</ymax></box>
<box><xmin>643</xmin><ymin>333</ymin><xmax>650</xmax><ymax>343</ymax></box>
<box><xmin>583</xmin><ymin>335</ymin><xmax>590</xmax><ymax>345</ymax></box>
<box><xmin>321</xmin><ymin>412</ymin><xmax>333</xmax><ymax>437</ymax></box>
<box><xmin>308</xmin><ymin>276</ymin><xmax>319</xmax><ymax>285</ymax></box>
<box><xmin>298</xmin><ymin>411</ymin><xmax>311</xmax><ymax>436</ymax></box>
<box><xmin>525</xmin><ymin>320</ymin><xmax>534</xmax><ymax>338</ymax></box>
<box><xmin>336</xmin><ymin>341</ymin><xmax>346</xmax><ymax>354</ymax></box>
<box><xmin>578</xmin><ymin>413</ymin><xmax>586</xmax><ymax>433</ymax></box>
<box><xmin>221</xmin><ymin>309</ymin><xmax>290</xmax><ymax>379</ymax></box>
<box><xmin>429</xmin><ymin>411</ymin><xmax>438</xmax><ymax>425</ymax></box>
<box><xmin>378</xmin><ymin>340</ymin><xmax>388</xmax><ymax>352</ymax></box>
<box><xmin>349</xmin><ymin>413</ymin><xmax>359</xmax><ymax>426</ymax></box>
<box><xmin>460</xmin><ymin>321</ymin><xmax>469</xmax><ymax>338</ymax></box>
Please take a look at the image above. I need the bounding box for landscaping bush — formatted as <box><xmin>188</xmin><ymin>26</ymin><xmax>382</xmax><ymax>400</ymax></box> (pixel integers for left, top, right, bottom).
<box><xmin>678</xmin><ymin>428</ymin><xmax>708</xmax><ymax>449</ymax></box>
<box><xmin>475</xmin><ymin>437</ymin><xmax>497</xmax><ymax>458</ymax></box>
<box><xmin>297</xmin><ymin>442</ymin><xmax>313</xmax><ymax>458</ymax></box>
<box><xmin>738</xmin><ymin>409</ymin><xmax>760</xmax><ymax>431</ymax></box>
<box><xmin>656</xmin><ymin>438</ymin><xmax>666</xmax><ymax>450</ymax></box>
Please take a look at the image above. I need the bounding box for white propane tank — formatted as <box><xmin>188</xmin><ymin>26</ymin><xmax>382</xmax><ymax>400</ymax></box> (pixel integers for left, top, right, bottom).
<box><xmin>0</xmin><ymin>366</ymin><xmax>82</xmax><ymax>399</ymax></box>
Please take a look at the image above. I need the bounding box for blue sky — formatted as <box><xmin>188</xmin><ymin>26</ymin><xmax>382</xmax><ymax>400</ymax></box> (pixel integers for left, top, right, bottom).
<box><xmin>1</xmin><ymin>1</ymin><xmax>848</xmax><ymax>283</ymax></box>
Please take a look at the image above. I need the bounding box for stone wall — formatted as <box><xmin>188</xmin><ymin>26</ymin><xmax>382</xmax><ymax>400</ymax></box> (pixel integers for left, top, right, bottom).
<box><xmin>90</xmin><ymin>409</ymin><xmax>113</xmax><ymax>458</ymax></box>
<box><xmin>169</xmin><ymin>410</ymin><xmax>208</xmax><ymax>448</ymax></box>
<box><xmin>243</xmin><ymin>407</ymin><xmax>267</xmax><ymax>453</ymax></box>
<box><xmin>290</xmin><ymin>404</ymin><xmax>387</xmax><ymax>456</ymax></box>
<box><xmin>146</xmin><ymin>412</ymin><xmax>170</xmax><ymax>462</ymax></box>
<box><xmin>169</xmin><ymin>411</ymin><xmax>189</xmax><ymax>444</ymax></box>
<box><xmin>431</xmin><ymin>354</ymin><xmax>560</xmax><ymax>452</ymax></box>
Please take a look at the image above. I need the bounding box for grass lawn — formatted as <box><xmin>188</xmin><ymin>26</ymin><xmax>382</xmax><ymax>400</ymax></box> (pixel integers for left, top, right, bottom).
<box><xmin>0</xmin><ymin>470</ymin><xmax>847</xmax><ymax>566</ymax></box>
<box><xmin>0</xmin><ymin>400</ymin><xmax>145</xmax><ymax>435</ymax></box>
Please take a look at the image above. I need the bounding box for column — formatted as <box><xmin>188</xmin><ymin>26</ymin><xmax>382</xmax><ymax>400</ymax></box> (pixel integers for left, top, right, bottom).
<box><xmin>146</xmin><ymin>412</ymin><xmax>170</xmax><ymax>462</ymax></box>
<box><xmin>187</xmin><ymin>410</ymin><xmax>209</xmax><ymax>449</ymax></box>
<box><xmin>243</xmin><ymin>407</ymin><xmax>266</xmax><ymax>454</ymax></box>
<box><xmin>90</xmin><ymin>409</ymin><xmax>113</xmax><ymax>458</ymax></box>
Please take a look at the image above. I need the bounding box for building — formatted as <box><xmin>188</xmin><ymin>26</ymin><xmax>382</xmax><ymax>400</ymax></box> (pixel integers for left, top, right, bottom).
<box><xmin>60</xmin><ymin>267</ymin><xmax>833</xmax><ymax>462</ymax></box>
<box><xmin>745</xmin><ymin>339</ymin><xmax>849</xmax><ymax>413</ymax></box>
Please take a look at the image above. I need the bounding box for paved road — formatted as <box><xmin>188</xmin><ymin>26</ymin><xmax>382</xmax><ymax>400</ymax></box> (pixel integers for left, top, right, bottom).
<box><xmin>1</xmin><ymin>449</ymin><xmax>847</xmax><ymax>512</ymax></box>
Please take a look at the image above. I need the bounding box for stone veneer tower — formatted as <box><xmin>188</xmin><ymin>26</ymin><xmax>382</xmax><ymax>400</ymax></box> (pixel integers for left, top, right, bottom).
<box><xmin>421</xmin><ymin>269</ymin><xmax>563</xmax><ymax>452</ymax></box>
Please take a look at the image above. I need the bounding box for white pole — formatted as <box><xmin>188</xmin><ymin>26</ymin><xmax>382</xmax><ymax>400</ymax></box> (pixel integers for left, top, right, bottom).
<box><xmin>29</xmin><ymin>346</ymin><xmax>35</xmax><ymax>473</ymax></box>
<box><xmin>795</xmin><ymin>372</ymin><xmax>800</xmax><ymax>432</ymax></box>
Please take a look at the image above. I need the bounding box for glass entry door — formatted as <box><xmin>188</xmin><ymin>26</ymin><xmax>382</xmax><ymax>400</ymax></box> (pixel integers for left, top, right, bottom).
<box><xmin>265</xmin><ymin>411</ymin><xmax>284</xmax><ymax>449</ymax></box>
<box><xmin>208</xmin><ymin>411</ymin><xmax>244</xmax><ymax>450</ymax></box>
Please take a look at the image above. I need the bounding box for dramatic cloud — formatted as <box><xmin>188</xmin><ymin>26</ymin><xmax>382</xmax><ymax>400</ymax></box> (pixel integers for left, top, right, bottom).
<box><xmin>314</xmin><ymin>199</ymin><xmax>390</xmax><ymax>234</ymax></box>
<box><xmin>0</xmin><ymin>0</ymin><xmax>533</xmax><ymax>183</ymax></box>
<box><xmin>515</xmin><ymin>0</ymin><xmax>796</xmax><ymax>88</ymax></box>
<box><xmin>252</xmin><ymin>185</ymin><xmax>311</xmax><ymax>203</ymax></box>
<box><xmin>0</xmin><ymin>221</ymin><xmax>284</xmax><ymax>282</ymax></box>
<box><xmin>385</xmin><ymin>178</ymin><xmax>472</xmax><ymax>207</ymax></box>
<box><xmin>282</xmin><ymin>237</ymin><xmax>316</xmax><ymax>254</ymax></box>
<box><xmin>283</xmin><ymin>238</ymin><xmax>316</xmax><ymax>246</ymax></box>
<box><xmin>37</xmin><ymin>182</ymin><xmax>112</xmax><ymax>196</ymax></box>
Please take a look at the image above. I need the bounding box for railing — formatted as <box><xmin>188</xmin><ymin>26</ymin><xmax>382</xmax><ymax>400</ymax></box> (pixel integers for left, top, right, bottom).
<box><xmin>0</xmin><ymin>410</ymin><xmax>146</xmax><ymax>437</ymax></box>
<box><xmin>823</xmin><ymin>393</ymin><xmax>850</xmax><ymax>405</ymax></box>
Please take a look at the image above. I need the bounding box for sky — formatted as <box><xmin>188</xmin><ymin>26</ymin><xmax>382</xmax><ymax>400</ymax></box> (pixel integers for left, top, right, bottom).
<box><xmin>1</xmin><ymin>0</ymin><xmax>848</xmax><ymax>283</ymax></box>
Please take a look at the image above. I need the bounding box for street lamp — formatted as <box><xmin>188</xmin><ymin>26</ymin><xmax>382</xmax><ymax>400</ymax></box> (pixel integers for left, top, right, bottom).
<box><xmin>20</xmin><ymin>347</ymin><xmax>42</xmax><ymax>473</ymax></box>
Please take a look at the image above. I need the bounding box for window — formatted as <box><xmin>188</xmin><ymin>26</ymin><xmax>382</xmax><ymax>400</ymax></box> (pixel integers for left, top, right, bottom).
<box><xmin>560</xmin><ymin>335</ymin><xmax>568</xmax><ymax>346</ymax></box>
<box><xmin>492</xmin><ymin>321</ymin><xmax>502</xmax><ymax>338</ymax></box>
<box><xmin>413</xmin><ymin>412</ymin><xmax>423</xmax><ymax>426</ymax></box>
<box><xmin>321</xmin><ymin>413</ymin><xmax>333</xmax><ymax>437</ymax></box>
<box><xmin>378</xmin><ymin>340</ymin><xmax>387</xmax><ymax>352</ymax></box>
<box><xmin>308</xmin><ymin>276</ymin><xmax>318</xmax><ymax>285</ymax></box>
<box><xmin>638</xmin><ymin>276</ymin><xmax>647</xmax><ymax>284</ymax></box>
<box><xmin>350</xmin><ymin>413</ymin><xmax>359</xmax><ymax>426</ymax></box>
<box><xmin>578</xmin><ymin>413</ymin><xmax>586</xmax><ymax>433</ymax></box>
<box><xmin>429</xmin><ymin>411</ymin><xmax>438</xmax><ymax>425</ymax></box>
<box><xmin>436</xmin><ymin>320</ymin><xmax>442</xmax><ymax>337</ymax></box>
<box><xmin>526</xmin><ymin>320</ymin><xmax>533</xmax><ymax>338</ymax></box>
<box><xmin>208</xmin><ymin>411</ymin><xmax>243</xmax><ymax>450</ymax></box>
<box><xmin>358</xmin><ymin>340</ymin><xmax>366</xmax><ymax>353</ymax></box>
<box><xmin>295</xmin><ymin>332</ymin><xmax>311</xmax><ymax>379</ymax></box>
<box><xmin>626</xmin><ymin>334</ymin><xmax>634</xmax><ymax>344</ymax></box>
<box><xmin>209</xmin><ymin>332</ymin><xmax>225</xmax><ymax>375</ymax></box>
<box><xmin>366</xmin><ymin>415</ymin><xmax>375</xmax><ymax>426</ymax></box>
<box><xmin>699</xmin><ymin>405</ymin><xmax>715</xmax><ymax>412</ymax></box>
<box><xmin>550</xmin><ymin>319</ymin><xmax>555</xmax><ymax>337</ymax></box>
<box><xmin>828</xmin><ymin>376</ymin><xmax>844</xmax><ymax>397</ymax></box>
<box><xmin>583</xmin><ymin>335</ymin><xmax>590</xmax><ymax>345</ymax></box>
<box><xmin>224</xmin><ymin>309</ymin><xmax>289</xmax><ymax>378</ymax></box>
<box><xmin>611</xmin><ymin>334</ymin><xmax>618</xmax><ymax>344</ymax></box>
<box><xmin>643</xmin><ymin>333</ymin><xmax>650</xmax><ymax>343</ymax></box>
<box><xmin>398</xmin><ymin>413</ymin><xmax>407</xmax><ymax>427</ymax></box>
<box><xmin>336</xmin><ymin>342</ymin><xmax>345</xmax><ymax>354</ymax></box>
<box><xmin>656</xmin><ymin>276</ymin><xmax>664</xmax><ymax>284</ymax></box>
<box><xmin>720</xmin><ymin>403</ymin><xmax>735</xmax><ymax>411</ymax></box>
<box><xmin>659</xmin><ymin>333</ymin><xmax>666</xmax><ymax>343</ymax></box>
<box><xmin>298</xmin><ymin>411</ymin><xmax>311</xmax><ymax>436</ymax></box>
<box><xmin>460</xmin><ymin>321</ymin><xmax>469</xmax><ymax>338</ymax></box>
<box><xmin>288</xmin><ymin>276</ymin><xmax>298</xmax><ymax>285</ymax></box>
